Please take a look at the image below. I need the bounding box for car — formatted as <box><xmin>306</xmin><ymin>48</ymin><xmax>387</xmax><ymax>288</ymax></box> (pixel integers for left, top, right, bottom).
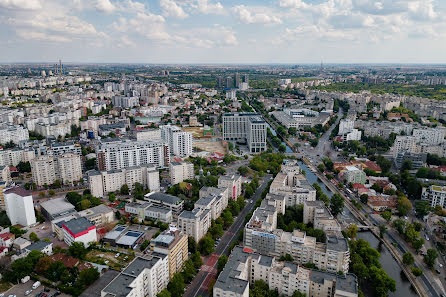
<box><xmin>8</xmin><ymin>295</ymin><xmax>16</xmax><ymax>297</ymax></box>
<box><xmin>440</xmin><ymin>263</ymin><xmax>444</xmax><ymax>268</ymax></box>
<box><xmin>105</xmin><ymin>260</ymin><xmax>109</xmax><ymax>264</ymax></box>
<box><xmin>25</xmin><ymin>290</ymin><xmax>33</xmax><ymax>296</ymax></box>
<box><xmin>115</xmin><ymin>253</ymin><xmax>120</xmax><ymax>258</ymax></box>
<box><xmin>425</xmin><ymin>234</ymin><xmax>430</xmax><ymax>241</ymax></box>
<box><xmin>436</xmin><ymin>268</ymin><xmax>441</xmax><ymax>274</ymax></box>
<box><xmin>44</xmin><ymin>288</ymin><xmax>50</xmax><ymax>293</ymax></box>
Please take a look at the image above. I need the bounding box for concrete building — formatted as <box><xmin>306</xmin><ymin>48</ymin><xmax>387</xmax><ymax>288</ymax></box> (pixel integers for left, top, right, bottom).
<box><xmin>103</xmin><ymin>225</ymin><xmax>145</xmax><ymax>249</ymax></box>
<box><xmin>342</xmin><ymin>166</ymin><xmax>366</xmax><ymax>185</ymax></box>
<box><xmin>4</xmin><ymin>187</ymin><xmax>36</xmax><ymax>227</ymax></box>
<box><xmin>30</xmin><ymin>155</ymin><xmax>58</xmax><ymax>186</ymax></box>
<box><xmin>160</xmin><ymin>125</ymin><xmax>193</xmax><ymax>157</ymax></box>
<box><xmin>392</xmin><ymin>136</ymin><xmax>417</xmax><ymax>159</ymax></box>
<box><xmin>214</xmin><ymin>246</ymin><xmax>358</xmax><ymax>297</ymax></box>
<box><xmin>96</xmin><ymin>140</ymin><xmax>170</xmax><ymax>171</ymax></box>
<box><xmin>40</xmin><ymin>198</ymin><xmax>76</xmax><ymax>220</ymax></box>
<box><xmin>135</xmin><ymin>129</ymin><xmax>162</xmax><ymax>142</ymax></box>
<box><xmin>62</xmin><ymin>217</ymin><xmax>97</xmax><ymax>247</ymax></box>
<box><xmin>0</xmin><ymin>124</ymin><xmax>29</xmax><ymax>145</ymax></box>
<box><xmin>177</xmin><ymin>208</ymin><xmax>211</xmax><ymax>242</ymax></box>
<box><xmin>218</xmin><ymin>174</ymin><xmax>242</xmax><ymax>200</ymax></box>
<box><xmin>89</xmin><ymin>165</ymin><xmax>160</xmax><ymax>198</ymax></box>
<box><xmin>338</xmin><ymin>119</ymin><xmax>355</xmax><ymax>135</ymax></box>
<box><xmin>169</xmin><ymin>161</ymin><xmax>194</xmax><ymax>185</ymax></box>
<box><xmin>303</xmin><ymin>201</ymin><xmax>342</xmax><ymax>234</ymax></box>
<box><xmin>101</xmin><ymin>255</ymin><xmax>169</xmax><ymax>297</ymax></box>
<box><xmin>150</xmin><ymin>229</ymin><xmax>188</xmax><ymax>279</ymax></box>
<box><xmin>57</xmin><ymin>153</ymin><xmax>82</xmax><ymax>185</ymax></box>
<box><xmin>422</xmin><ymin>185</ymin><xmax>446</xmax><ymax>209</ymax></box>
<box><xmin>78</xmin><ymin>204</ymin><xmax>115</xmax><ymax>226</ymax></box>
<box><xmin>0</xmin><ymin>148</ymin><xmax>35</xmax><ymax>167</ymax></box>
<box><xmin>413</xmin><ymin>128</ymin><xmax>445</xmax><ymax>145</ymax></box>
<box><xmin>223</xmin><ymin>113</ymin><xmax>267</xmax><ymax>153</ymax></box>
<box><xmin>144</xmin><ymin>192</ymin><xmax>183</xmax><ymax>217</ymax></box>
<box><xmin>125</xmin><ymin>201</ymin><xmax>173</xmax><ymax>223</ymax></box>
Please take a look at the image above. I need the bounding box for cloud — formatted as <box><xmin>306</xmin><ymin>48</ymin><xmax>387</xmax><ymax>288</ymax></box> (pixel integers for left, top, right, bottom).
<box><xmin>160</xmin><ymin>0</ymin><xmax>188</xmax><ymax>19</ymax></box>
<box><xmin>95</xmin><ymin>0</ymin><xmax>116</xmax><ymax>13</ymax></box>
<box><xmin>16</xmin><ymin>30</ymin><xmax>71</xmax><ymax>42</ymax></box>
<box><xmin>111</xmin><ymin>12</ymin><xmax>169</xmax><ymax>40</ymax></box>
<box><xmin>232</xmin><ymin>5</ymin><xmax>282</xmax><ymax>25</ymax></box>
<box><xmin>0</xmin><ymin>0</ymin><xmax>41</xmax><ymax>10</ymax></box>
<box><xmin>195</xmin><ymin>0</ymin><xmax>225</xmax><ymax>14</ymax></box>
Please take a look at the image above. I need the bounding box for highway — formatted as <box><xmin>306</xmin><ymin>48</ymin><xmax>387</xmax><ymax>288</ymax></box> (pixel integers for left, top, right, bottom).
<box><xmin>183</xmin><ymin>174</ymin><xmax>272</xmax><ymax>297</ymax></box>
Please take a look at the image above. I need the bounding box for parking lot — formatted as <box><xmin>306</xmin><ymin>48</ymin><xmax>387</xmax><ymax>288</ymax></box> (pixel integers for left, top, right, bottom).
<box><xmin>2</xmin><ymin>281</ymin><xmax>70</xmax><ymax>297</ymax></box>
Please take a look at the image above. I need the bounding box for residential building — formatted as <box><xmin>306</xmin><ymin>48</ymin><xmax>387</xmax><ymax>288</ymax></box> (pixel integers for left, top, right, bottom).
<box><xmin>218</xmin><ymin>174</ymin><xmax>242</xmax><ymax>200</ymax></box>
<box><xmin>112</xmin><ymin>96</ymin><xmax>139</xmax><ymax>108</ymax></box>
<box><xmin>57</xmin><ymin>153</ymin><xmax>82</xmax><ymax>185</ymax></box>
<box><xmin>4</xmin><ymin>187</ymin><xmax>36</xmax><ymax>227</ymax></box>
<box><xmin>0</xmin><ymin>124</ymin><xmax>29</xmax><ymax>145</ymax></box>
<box><xmin>413</xmin><ymin>128</ymin><xmax>444</xmax><ymax>145</ymax></box>
<box><xmin>40</xmin><ymin>198</ymin><xmax>76</xmax><ymax>220</ymax></box>
<box><xmin>31</xmin><ymin>153</ymin><xmax>82</xmax><ymax>186</ymax></box>
<box><xmin>125</xmin><ymin>202</ymin><xmax>173</xmax><ymax>223</ymax></box>
<box><xmin>25</xmin><ymin>241</ymin><xmax>53</xmax><ymax>256</ymax></box>
<box><xmin>169</xmin><ymin>161</ymin><xmax>194</xmax><ymax>185</ymax></box>
<box><xmin>135</xmin><ymin>129</ymin><xmax>162</xmax><ymax>142</ymax></box>
<box><xmin>144</xmin><ymin>192</ymin><xmax>184</xmax><ymax>216</ymax></box>
<box><xmin>222</xmin><ymin>113</ymin><xmax>267</xmax><ymax>153</ymax></box>
<box><xmin>392</xmin><ymin>136</ymin><xmax>417</xmax><ymax>159</ymax></box>
<box><xmin>62</xmin><ymin>217</ymin><xmax>97</xmax><ymax>247</ymax></box>
<box><xmin>303</xmin><ymin>201</ymin><xmax>341</xmax><ymax>234</ymax></box>
<box><xmin>213</xmin><ymin>246</ymin><xmax>358</xmax><ymax>297</ymax></box>
<box><xmin>0</xmin><ymin>148</ymin><xmax>35</xmax><ymax>167</ymax></box>
<box><xmin>78</xmin><ymin>204</ymin><xmax>115</xmax><ymax>226</ymax></box>
<box><xmin>177</xmin><ymin>208</ymin><xmax>211</xmax><ymax>242</ymax></box>
<box><xmin>342</xmin><ymin>166</ymin><xmax>366</xmax><ymax>185</ymax></box>
<box><xmin>338</xmin><ymin>119</ymin><xmax>355</xmax><ymax>135</ymax></box>
<box><xmin>101</xmin><ymin>255</ymin><xmax>169</xmax><ymax>297</ymax></box>
<box><xmin>150</xmin><ymin>230</ymin><xmax>188</xmax><ymax>279</ymax></box>
<box><xmin>96</xmin><ymin>140</ymin><xmax>170</xmax><ymax>171</ymax></box>
<box><xmin>422</xmin><ymin>185</ymin><xmax>446</xmax><ymax>209</ymax></box>
<box><xmin>394</xmin><ymin>151</ymin><xmax>427</xmax><ymax>169</ymax></box>
<box><xmin>30</xmin><ymin>155</ymin><xmax>58</xmax><ymax>186</ymax></box>
<box><xmin>160</xmin><ymin>125</ymin><xmax>193</xmax><ymax>157</ymax></box>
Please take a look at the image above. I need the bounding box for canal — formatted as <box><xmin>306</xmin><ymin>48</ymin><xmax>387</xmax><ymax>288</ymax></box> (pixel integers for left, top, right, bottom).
<box><xmin>266</xmin><ymin>123</ymin><xmax>293</xmax><ymax>153</ymax></box>
<box><xmin>298</xmin><ymin>161</ymin><xmax>419</xmax><ymax>297</ymax></box>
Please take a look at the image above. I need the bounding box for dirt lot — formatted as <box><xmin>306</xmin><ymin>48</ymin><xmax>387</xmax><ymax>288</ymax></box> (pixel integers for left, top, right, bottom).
<box><xmin>193</xmin><ymin>141</ymin><xmax>226</xmax><ymax>154</ymax></box>
<box><xmin>85</xmin><ymin>250</ymin><xmax>135</xmax><ymax>270</ymax></box>
<box><xmin>182</xmin><ymin>127</ymin><xmax>207</xmax><ymax>138</ymax></box>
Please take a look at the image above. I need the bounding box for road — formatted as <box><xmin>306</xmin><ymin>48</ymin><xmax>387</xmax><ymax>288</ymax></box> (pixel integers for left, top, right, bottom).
<box><xmin>183</xmin><ymin>174</ymin><xmax>272</xmax><ymax>297</ymax></box>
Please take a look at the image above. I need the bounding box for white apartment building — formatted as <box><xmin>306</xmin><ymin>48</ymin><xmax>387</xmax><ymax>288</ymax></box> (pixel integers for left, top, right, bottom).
<box><xmin>178</xmin><ymin>208</ymin><xmax>211</xmax><ymax>242</ymax></box>
<box><xmin>169</xmin><ymin>161</ymin><xmax>194</xmax><ymax>185</ymax></box>
<box><xmin>112</xmin><ymin>96</ymin><xmax>139</xmax><ymax>108</ymax></box>
<box><xmin>0</xmin><ymin>148</ymin><xmax>35</xmax><ymax>167</ymax></box>
<box><xmin>62</xmin><ymin>217</ymin><xmax>97</xmax><ymax>247</ymax></box>
<box><xmin>214</xmin><ymin>246</ymin><xmax>358</xmax><ymax>297</ymax></box>
<box><xmin>392</xmin><ymin>136</ymin><xmax>417</xmax><ymax>159</ymax></box>
<box><xmin>57</xmin><ymin>153</ymin><xmax>82</xmax><ymax>185</ymax></box>
<box><xmin>422</xmin><ymin>185</ymin><xmax>446</xmax><ymax>209</ymax></box>
<box><xmin>218</xmin><ymin>174</ymin><xmax>242</xmax><ymax>200</ymax></box>
<box><xmin>160</xmin><ymin>125</ymin><xmax>193</xmax><ymax>157</ymax></box>
<box><xmin>101</xmin><ymin>255</ymin><xmax>169</xmax><ymax>297</ymax></box>
<box><xmin>96</xmin><ymin>140</ymin><xmax>170</xmax><ymax>171</ymax></box>
<box><xmin>223</xmin><ymin>113</ymin><xmax>267</xmax><ymax>153</ymax></box>
<box><xmin>30</xmin><ymin>155</ymin><xmax>58</xmax><ymax>186</ymax></box>
<box><xmin>413</xmin><ymin>128</ymin><xmax>445</xmax><ymax>145</ymax></box>
<box><xmin>0</xmin><ymin>124</ymin><xmax>29</xmax><ymax>144</ymax></box>
<box><xmin>89</xmin><ymin>165</ymin><xmax>160</xmax><ymax>198</ymax></box>
<box><xmin>343</xmin><ymin>129</ymin><xmax>362</xmax><ymax>141</ymax></box>
<box><xmin>34</xmin><ymin>122</ymin><xmax>71</xmax><ymax>138</ymax></box>
<box><xmin>278</xmin><ymin>79</ymin><xmax>292</xmax><ymax>85</ymax></box>
<box><xmin>338</xmin><ymin>119</ymin><xmax>355</xmax><ymax>135</ymax></box>
<box><xmin>4</xmin><ymin>187</ymin><xmax>36</xmax><ymax>227</ymax></box>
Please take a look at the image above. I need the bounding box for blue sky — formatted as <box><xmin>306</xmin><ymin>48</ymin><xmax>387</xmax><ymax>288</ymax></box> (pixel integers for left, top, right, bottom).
<box><xmin>1</xmin><ymin>0</ymin><xmax>446</xmax><ymax>63</ymax></box>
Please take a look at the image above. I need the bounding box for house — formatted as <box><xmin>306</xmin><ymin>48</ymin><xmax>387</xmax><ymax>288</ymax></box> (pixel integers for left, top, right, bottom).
<box><xmin>367</xmin><ymin>195</ymin><xmax>397</xmax><ymax>211</ymax></box>
<box><xmin>0</xmin><ymin>232</ymin><xmax>15</xmax><ymax>247</ymax></box>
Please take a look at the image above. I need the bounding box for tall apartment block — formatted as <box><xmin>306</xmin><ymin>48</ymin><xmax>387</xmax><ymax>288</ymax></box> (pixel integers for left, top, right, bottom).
<box><xmin>223</xmin><ymin>113</ymin><xmax>267</xmax><ymax>153</ymax></box>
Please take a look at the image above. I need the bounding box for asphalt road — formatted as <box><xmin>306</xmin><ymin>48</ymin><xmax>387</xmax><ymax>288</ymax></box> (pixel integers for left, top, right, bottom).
<box><xmin>183</xmin><ymin>174</ymin><xmax>272</xmax><ymax>297</ymax></box>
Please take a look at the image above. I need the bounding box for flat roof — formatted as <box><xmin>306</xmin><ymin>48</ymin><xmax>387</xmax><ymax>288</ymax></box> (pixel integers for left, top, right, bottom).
<box><xmin>41</xmin><ymin>198</ymin><xmax>76</xmax><ymax>215</ymax></box>
<box><xmin>146</xmin><ymin>192</ymin><xmax>182</xmax><ymax>205</ymax></box>
<box><xmin>63</xmin><ymin>217</ymin><xmax>94</xmax><ymax>235</ymax></box>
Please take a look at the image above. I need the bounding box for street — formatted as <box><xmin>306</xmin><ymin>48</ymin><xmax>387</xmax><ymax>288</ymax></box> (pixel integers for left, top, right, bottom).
<box><xmin>183</xmin><ymin>174</ymin><xmax>272</xmax><ymax>297</ymax></box>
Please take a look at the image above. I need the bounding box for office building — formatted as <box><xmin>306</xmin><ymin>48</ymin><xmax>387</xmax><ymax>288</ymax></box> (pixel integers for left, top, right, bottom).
<box><xmin>103</xmin><ymin>225</ymin><xmax>145</xmax><ymax>249</ymax></box>
<box><xmin>150</xmin><ymin>230</ymin><xmax>188</xmax><ymax>279</ymax></box>
<box><xmin>214</xmin><ymin>246</ymin><xmax>358</xmax><ymax>297</ymax></box>
<box><xmin>169</xmin><ymin>161</ymin><xmax>194</xmax><ymax>185</ymax></box>
<box><xmin>62</xmin><ymin>217</ymin><xmax>97</xmax><ymax>247</ymax></box>
<box><xmin>101</xmin><ymin>255</ymin><xmax>169</xmax><ymax>297</ymax></box>
<box><xmin>218</xmin><ymin>174</ymin><xmax>242</xmax><ymax>200</ymax></box>
<box><xmin>4</xmin><ymin>187</ymin><xmax>36</xmax><ymax>227</ymax></box>
<box><xmin>223</xmin><ymin>113</ymin><xmax>267</xmax><ymax>153</ymax></box>
<box><xmin>40</xmin><ymin>198</ymin><xmax>77</xmax><ymax>220</ymax></box>
<box><xmin>96</xmin><ymin>140</ymin><xmax>170</xmax><ymax>171</ymax></box>
<box><xmin>78</xmin><ymin>204</ymin><xmax>115</xmax><ymax>226</ymax></box>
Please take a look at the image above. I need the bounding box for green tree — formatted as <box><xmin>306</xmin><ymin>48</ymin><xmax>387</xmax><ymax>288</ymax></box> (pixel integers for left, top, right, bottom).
<box><xmin>198</xmin><ymin>236</ymin><xmax>215</xmax><ymax>255</ymax></box>
<box><xmin>68</xmin><ymin>242</ymin><xmax>88</xmax><ymax>260</ymax></box>
<box><xmin>80</xmin><ymin>199</ymin><xmax>91</xmax><ymax>210</ymax></box>
<box><xmin>330</xmin><ymin>193</ymin><xmax>344</xmax><ymax>217</ymax></box>
<box><xmin>415</xmin><ymin>201</ymin><xmax>430</xmax><ymax>218</ymax></box>
<box><xmin>347</xmin><ymin>225</ymin><xmax>358</xmax><ymax>239</ymax></box>
<box><xmin>360</xmin><ymin>194</ymin><xmax>368</xmax><ymax>204</ymax></box>
<box><xmin>381</xmin><ymin>210</ymin><xmax>392</xmax><ymax>222</ymax></box>
<box><xmin>403</xmin><ymin>252</ymin><xmax>415</xmax><ymax>266</ymax></box>
<box><xmin>237</xmin><ymin>166</ymin><xmax>249</xmax><ymax>176</ymax></box>
<box><xmin>397</xmin><ymin>196</ymin><xmax>412</xmax><ymax>216</ymax></box>
<box><xmin>401</xmin><ymin>159</ymin><xmax>413</xmax><ymax>171</ymax></box>
<box><xmin>29</xmin><ymin>232</ymin><xmax>39</xmax><ymax>242</ymax></box>
<box><xmin>78</xmin><ymin>267</ymin><xmax>100</xmax><ymax>286</ymax></box>
<box><xmin>278</xmin><ymin>144</ymin><xmax>286</xmax><ymax>153</ymax></box>
<box><xmin>411</xmin><ymin>267</ymin><xmax>423</xmax><ymax>276</ymax></box>
<box><xmin>157</xmin><ymin>289</ymin><xmax>172</xmax><ymax>297</ymax></box>
<box><xmin>222</xmin><ymin>210</ymin><xmax>234</xmax><ymax>228</ymax></box>
<box><xmin>379</xmin><ymin>225</ymin><xmax>387</xmax><ymax>239</ymax></box>
<box><xmin>17</xmin><ymin>161</ymin><xmax>31</xmax><ymax>173</ymax></box>
<box><xmin>167</xmin><ymin>273</ymin><xmax>185</xmax><ymax>297</ymax></box>
<box><xmin>217</xmin><ymin>255</ymin><xmax>228</xmax><ymax>274</ymax></box>
<box><xmin>108</xmin><ymin>192</ymin><xmax>116</xmax><ymax>202</ymax></box>
<box><xmin>393</xmin><ymin>219</ymin><xmax>406</xmax><ymax>234</ymax></box>
<box><xmin>369</xmin><ymin>266</ymin><xmax>396</xmax><ymax>296</ymax></box>
<box><xmin>413</xmin><ymin>238</ymin><xmax>425</xmax><ymax>253</ymax></box>
<box><xmin>188</xmin><ymin>237</ymin><xmax>197</xmax><ymax>254</ymax></box>
<box><xmin>424</xmin><ymin>248</ymin><xmax>438</xmax><ymax>268</ymax></box>
<box><xmin>120</xmin><ymin>184</ymin><xmax>129</xmax><ymax>195</ymax></box>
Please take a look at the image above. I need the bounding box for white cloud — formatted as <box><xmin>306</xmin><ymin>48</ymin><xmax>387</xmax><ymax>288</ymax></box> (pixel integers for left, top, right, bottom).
<box><xmin>232</xmin><ymin>5</ymin><xmax>282</xmax><ymax>25</ymax></box>
<box><xmin>195</xmin><ymin>0</ymin><xmax>225</xmax><ymax>14</ymax></box>
<box><xmin>0</xmin><ymin>0</ymin><xmax>41</xmax><ymax>10</ymax></box>
<box><xmin>160</xmin><ymin>0</ymin><xmax>188</xmax><ymax>19</ymax></box>
<box><xmin>95</xmin><ymin>0</ymin><xmax>116</xmax><ymax>13</ymax></box>
<box><xmin>111</xmin><ymin>12</ymin><xmax>169</xmax><ymax>40</ymax></box>
<box><xmin>16</xmin><ymin>30</ymin><xmax>71</xmax><ymax>42</ymax></box>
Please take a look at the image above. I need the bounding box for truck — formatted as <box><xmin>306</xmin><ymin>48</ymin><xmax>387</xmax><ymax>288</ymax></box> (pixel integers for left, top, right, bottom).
<box><xmin>21</xmin><ymin>276</ymin><xmax>30</xmax><ymax>284</ymax></box>
<box><xmin>32</xmin><ymin>281</ymin><xmax>41</xmax><ymax>289</ymax></box>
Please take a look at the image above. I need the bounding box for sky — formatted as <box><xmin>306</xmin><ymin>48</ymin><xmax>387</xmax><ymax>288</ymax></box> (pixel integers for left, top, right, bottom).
<box><xmin>1</xmin><ymin>0</ymin><xmax>446</xmax><ymax>64</ymax></box>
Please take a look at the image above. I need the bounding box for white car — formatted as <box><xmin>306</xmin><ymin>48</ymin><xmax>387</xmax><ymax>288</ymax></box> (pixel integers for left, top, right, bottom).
<box><xmin>105</xmin><ymin>260</ymin><xmax>109</xmax><ymax>264</ymax></box>
<box><xmin>25</xmin><ymin>290</ymin><xmax>33</xmax><ymax>296</ymax></box>
<box><xmin>115</xmin><ymin>253</ymin><xmax>120</xmax><ymax>258</ymax></box>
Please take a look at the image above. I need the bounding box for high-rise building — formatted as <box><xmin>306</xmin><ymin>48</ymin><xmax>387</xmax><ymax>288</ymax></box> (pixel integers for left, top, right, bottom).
<box><xmin>234</xmin><ymin>73</ymin><xmax>240</xmax><ymax>88</ymax></box>
<box><xmin>223</xmin><ymin>113</ymin><xmax>267</xmax><ymax>153</ymax></box>
<box><xmin>96</xmin><ymin>140</ymin><xmax>170</xmax><ymax>171</ymax></box>
<box><xmin>4</xmin><ymin>187</ymin><xmax>36</xmax><ymax>227</ymax></box>
<box><xmin>225</xmin><ymin>77</ymin><xmax>233</xmax><ymax>88</ymax></box>
<box><xmin>160</xmin><ymin>125</ymin><xmax>193</xmax><ymax>157</ymax></box>
<box><xmin>169</xmin><ymin>161</ymin><xmax>194</xmax><ymax>185</ymax></box>
<box><xmin>31</xmin><ymin>154</ymin><xmax>82</xmax><ymax>186</ymax></box>
<box><xmin>0</xmin><ymin>124</ymin><xmax>29</xmax><ymax>145</ymax></box>
<box><xmin>57</xmin><ymin>153</ymin><xmax>82</xmax><ymax>185</ymax></box>
<box><xmin>243</xmin><ymin>74</ymin><xmax>249</xmax><ymax>84</ymax></box>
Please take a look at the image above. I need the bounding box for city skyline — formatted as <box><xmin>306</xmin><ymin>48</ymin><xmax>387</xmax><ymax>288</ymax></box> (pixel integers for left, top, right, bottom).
<box><xmin>1</xmin><ymin>0</ymin><xmax>446</xmax><ymax>64</ymax></box>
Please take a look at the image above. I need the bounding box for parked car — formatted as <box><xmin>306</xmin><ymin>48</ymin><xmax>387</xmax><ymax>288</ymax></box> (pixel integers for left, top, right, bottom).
<box><xmin>25</xmin><ymin>290</ymin><xmax>33</xmax><ymax>296</ymax></box>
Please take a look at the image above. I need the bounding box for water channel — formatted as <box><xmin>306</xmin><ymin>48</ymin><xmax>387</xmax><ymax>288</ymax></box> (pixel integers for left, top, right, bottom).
<box><xmin>266</xmin><ymin>123</ymin><xmax>293</xmax><ymax>153</ymax></box>
<box><xmin>298</xmin><ymin>161</ymin><xmax>419</xmax><ymax>297</ymax></box>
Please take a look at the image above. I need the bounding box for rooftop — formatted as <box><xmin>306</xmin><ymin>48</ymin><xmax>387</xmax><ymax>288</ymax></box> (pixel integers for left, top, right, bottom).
<box><xmin>41</xmin><ymin>198</ymin><xmax>76</xmax><ymax>215</ymax></box>
<box><xmin>4</xmin><ymin>187</ymin><xmax>31</xmax><ymax>197</ymax></box>
<box><xmin>62</xmin><ymin>217</ymin><xmax>95</xmax><ymax>235</ymax></box>
<box><xmin>145</xmin><ymin>192</ymin><xmax>182</xmax><ymax>205</ymax></box>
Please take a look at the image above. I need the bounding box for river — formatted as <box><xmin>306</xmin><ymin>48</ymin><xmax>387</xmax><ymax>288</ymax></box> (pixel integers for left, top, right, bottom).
<box><xmin>298</xmin><ymin>161</ymin><xmax>419</xmax><ymax>297</ymax></box>
<box><xmin>266</xmin><ymin>123</ymin><xmax>293</xmax><ymax>153</ymax></box>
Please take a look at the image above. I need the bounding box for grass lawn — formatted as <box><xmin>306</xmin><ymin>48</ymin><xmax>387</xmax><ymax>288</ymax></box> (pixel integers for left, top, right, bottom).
<box><xmin>0</xmin><ymin>281</ymin><xmax>12</xmax><ymax>293</ymax></box>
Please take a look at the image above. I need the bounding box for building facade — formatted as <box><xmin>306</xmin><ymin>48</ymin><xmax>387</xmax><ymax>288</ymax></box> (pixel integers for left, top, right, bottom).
<box><xmin>223</xmin><ymin>113</ymin><xmax>267</xmax><ymax>153</ymax></box>
<box><xmin>4</xmin><ymin>187</ymin><xmax>36</xmax><ymax>227</ymax></box>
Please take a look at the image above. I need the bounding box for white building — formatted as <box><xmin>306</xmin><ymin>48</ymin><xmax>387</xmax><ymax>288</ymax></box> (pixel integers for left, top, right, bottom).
<box><xmin>160</xmin><ymin>125</ymin><xmax>193</xmax><ymax>157</ymax></box>
<box><xmin>101</xmin><ymin>255</ymin><xmax>169</xmax><ymax>297</ymax></box>
<box><xmin>125</xmin><ymin>202</ymin><xmax>172</xmax><ymax>223</ymax></box>
<box><xmin>0</xmin><ymin>148</ymin><xmax>35</xmax><ymax>167</ymax></box>
<box><xmin>112</xmin><ymin>96</ymin><xmax>139</xmax><ymax>108</ymax></box>
<box><xmin>0</xmin><ymin>124</ymin><xmax>29</xmax><ymax>144</ymax></box>
<box><xmin>338</xmin><ymin>119</ymin><xmax>355</xmax><ymax>135</ymax></box>
<box><xmin>30</xmin><ymin>156</ymin><xmax>58</xmax><ymax>186</ymax></box>
<box><xmin>169</xmin><ymin>161</ymin><xmax>194</xmax><ymax>185</ymax></box>
<box><xmin>218</xmin><ymin>175</ymin><xmax>242</xmax><ymax>200</ymax></box>
<box><xmin>223</xmin><ymin>113</ymin><xmax>267</xmax><ymax>153</ymax></box>
<box><xmin>178</xmin><ymin>208</ymin><xmax>211</xmax><ymax>242</ymax></box>
<box><xmin>4</xmin><ymin>187</ymin><xmax>36</xmax><ymax>227</ymax></box>
<box><xmin>278</xmin><ymin>79</ymin><xmax>292</xmax><ymax>85</ymax></box>
<box><xmin>413</xmin><ymin>128</ymin><xmax>445</xmax><ymax>145</ymax></box>
<box><xmin>226</xmin><ymin>89</ymin><xmax>237</xmax><ymax>100</ymax></box>
<box><xmin>57</xmin><ymin>153</ymin><xmax>82</xmax><ymax>185</ymax></box>
<box><xmin>62</xmin><ymin>217</ymin><xmax>97</xmax><ymax>247</ymax></box>
<box><xmin>96</xmin><ymin>140</ymin><xmax>170</xmax><ymax>171</ymax></box>
<box><xmin>422</xmin><ymin>185</ymin><xmax>446</xmax><ymax>209</ymax></box>
<box><xmin>393</xmin><ymin>136</ymin><xmax>417</xmax><ymax>159</ymax></box>
<box><xmin>135</xmin><ymin>129</ymin><xmax>162</xmax><ymax>142</ymax></box>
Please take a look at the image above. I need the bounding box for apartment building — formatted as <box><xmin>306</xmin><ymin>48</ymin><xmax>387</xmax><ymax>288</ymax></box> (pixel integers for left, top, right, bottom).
<box><xmin>144</xmin><ymin>192</ymin><xmax>184</xmax><ymax>217</ymax></box>
<box><xmin>135</xmin><ymin>129</ymin><xmax>162</xmax><ymax>142</ymax></box>
<box><xmin>160</xmin><ymin>125</ymin><xmax>193</xmax><ymax>157</ymax></box>
<box><xmin>222</xmin><ymin>113</ymin><xmax>267</xmax><ymax>153</ymax></box>
<box><xmin>96</xmin><ymin>140</ymin><xmax>170</xmax><ymax>171</ymax></box>
<box><xmin>214</xmin><ymin>246</ymin><xmax>358</xmax><ymax>297</ymax></box>
<box><xmin>413</xmin><ymin>128</ymin><xmax>445</xmax><ymax>145</ymax></box>
<box><xmin>392</xmin><ymin>136</ymin><xmax>417</xmax><ymax>159</ymax></box>
<box><xmin>150</xmin><ymin>230</ymin><xmax>188</xmax><ymax>279</ymax></box>
<box><xmin>0</xmin><ymin>124</ymin><xmax>29</xmax><ymax>145</ymax></box>
<box><xmin>169</xmin><ymin>161</ymin><xmax>194</xmax><ymax>185</ymax></box>
<box><xmin>338</xmin><ymin>119</ymin><xmax>355</xmax><ymax>135</ymax></box>
<box><xmin>77</xmin><ymin>204</ymin><xmax>115</xmax><ymax>226</ymax></box>
<box><xmin>125</xmin><ymin>201</ymin><xmax>173</xmax><ymax>223</ymax></box>
<box><xmin>0</xmin><ymin>148</ymin><xmax>35</xmax><ymax>167</ymax></box>
<box><xmin>195</xmin><ymin>186</ymin><xmax>229</xmax><ymax>221</ymax></box>
<box><xmin>4</xmin><ymin>187</ymin><xmax>36</xmax><ymax>227</ymax></box>
<box><xmin>178</xmin><ymin>208</ymin><xmax>211</xmax><ymax>242</ymax></box>
<box><xmin>218</xmin><ymin>174</ymin><xmax>242</xmax><ymax>200</ymax></box>
<box><xmin>88</xmin><ymin>165</ymin><xmax>160</xmax><ymax>197</ymax></box>
<box><xmin>422</xmin><ymin>185</ymin><xmax>446</xmax><ymax>209</ymax></box>
<box><xmin>31</xmin><ymin>154</ymin><xmax>82</xmax><ymax>186</ymax></box>
<box><xmin>269</xmin><ymin>161</ymin><xmax>316</xmax><ymax>206</ymax></box>
<box><xmin>303</xmin><ymin>201</ymin><xmax>342</xmax><ymax>234</ymax></box>
<box><xmin>62</xmin><ymin>217</ymin><xmax>97</xmax><ymax>247</ymax></box>
<box><xmin>101</xmin><ymin>254</ymin><xmax>169</xmax><ymax>297</ymax></box>
<box><xmin>48</xmin><ymin>142</ymin><xmax>82</xmax><ymax>156</ymax></box>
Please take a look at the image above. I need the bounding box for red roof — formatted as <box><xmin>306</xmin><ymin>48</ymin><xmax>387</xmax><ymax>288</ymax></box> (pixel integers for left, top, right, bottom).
<box><xmin>352</xmin><ymin>183</ymin><xmax>366</xmax><ymax>189</ymax></box>
<box><xmin>50</xmin><ymin>254</ymin><xmax>79</xmax><ymax>268</ymax></box>
<box><xmin>0</xmin><ymin>246</ymin><xmax>8</xmax><ymax>252</ymax></box>
<box><xmin>0</xmin><ymin>233</ymin><xmax>14</xmax><ymax>240</ymax></box>
<box><xmin>363</xmin><ymin>161</ymin><xmax>382</xmax><ymax>172</ymax></box>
